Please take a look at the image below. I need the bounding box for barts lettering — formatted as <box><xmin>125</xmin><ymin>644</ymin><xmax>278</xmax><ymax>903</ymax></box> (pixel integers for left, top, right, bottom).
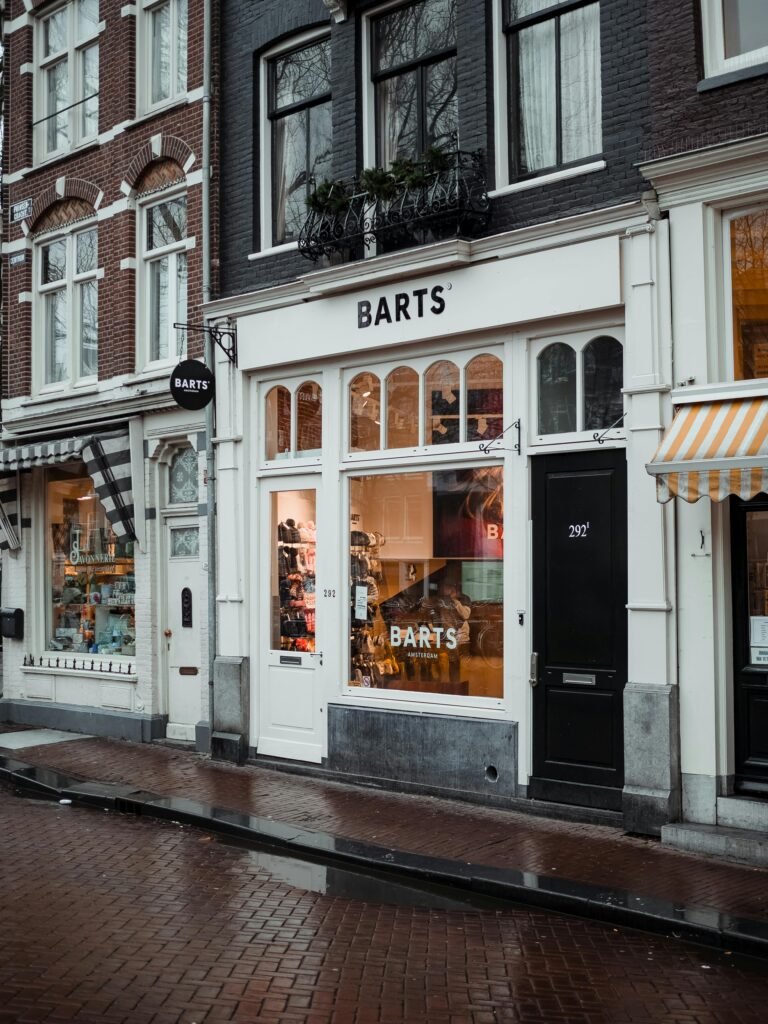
<box><xmin>357</xmin><ymin>285</ymin><xmax>449</xmax><ymax>328</ymax></box>
<box><xmin>390</xmin><ymin>624</ymin><xmax>457</xmax><ymax>650</ymax></box>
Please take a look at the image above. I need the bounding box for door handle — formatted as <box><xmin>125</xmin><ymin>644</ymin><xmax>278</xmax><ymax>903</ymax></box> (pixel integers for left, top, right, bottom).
<box><xmin>529</xmin><ymin>651</ymin><xmax>539</xmax><ymax>687</ymax></box>
<box><xmin>164</xmin><ymin>628</ymin><xmax>172</xmax><ymax>638</ymax></box>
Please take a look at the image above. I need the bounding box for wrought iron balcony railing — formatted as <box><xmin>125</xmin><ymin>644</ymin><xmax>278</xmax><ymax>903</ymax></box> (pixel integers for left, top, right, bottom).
<box><xmin>298</xmin><ymin>150</ymin><xmax>490</xmax><ymax>262</ymax></box>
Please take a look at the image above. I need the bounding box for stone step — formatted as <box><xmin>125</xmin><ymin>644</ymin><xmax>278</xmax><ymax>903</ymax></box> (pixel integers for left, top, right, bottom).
<box><xmin>662</xmin><ymin>821</ymin><xmax>768</xmax><ymax>867</ymax></box>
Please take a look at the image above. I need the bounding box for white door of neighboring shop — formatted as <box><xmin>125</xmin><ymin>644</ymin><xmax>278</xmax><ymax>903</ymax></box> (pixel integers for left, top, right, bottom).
<box><xmin>165</xmin><ymin>517</ymin><xmax>203</xmax><ymax>741</ymax></box>
<box><xmin>258</xmin><ymin>478</ymin><xmax>324</xmax><ymax>762</ymax></box>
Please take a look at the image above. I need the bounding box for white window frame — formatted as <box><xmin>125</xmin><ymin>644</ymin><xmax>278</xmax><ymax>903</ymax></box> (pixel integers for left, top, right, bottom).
<box><xmin>34</xmin><ymin>0</ymin><xmax>100</xmax><ymax>163</ymax></box>
<box><xmin>137</xmin><ymin>0</ymin><xmax>189</xmax><ymax>115</ymax></box>
<box><xmin>341</xmin><ymin>347</ymin><xmax>505</xmax><ymax>462</ymax></box>
<box><xmin>529</xmin><ymin>328</ymin><xmax>625</xmax><ymax>446</ymax></box>
<box><xmin>260</xmin><ymin>374</ymin><xmax>324</xmax><ymax>469</ymax></box>
<box><xmin>34</xmin><ymin>221</ymin><xmax>100</xmax><ymax>394</ymax></box>
<box><xmin>138</xmin><ymin>189</ymin><xmax>191</xmax><ymax>372</ymax></box>
<box><xmin>701</xmin><ymin>0</ymin><xmax>768</xmax><ymax>79</ymax></box>
<box><xmin>258</xmin><ymin>27</ymin><xmax>330</xmax><ymax>256</ymax></box>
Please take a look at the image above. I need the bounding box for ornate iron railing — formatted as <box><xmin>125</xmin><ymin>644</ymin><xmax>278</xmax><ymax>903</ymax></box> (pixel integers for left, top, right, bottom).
<box><xmin>298</xmin><ymin>150</ymin><xmax>490</xmax><ymax>262</ymax></box>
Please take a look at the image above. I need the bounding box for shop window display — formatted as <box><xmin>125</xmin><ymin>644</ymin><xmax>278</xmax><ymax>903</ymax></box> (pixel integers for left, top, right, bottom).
<box><xmin>425</xmin><ymin>359</ymin><xmax>460</xmax><ymax>444</ymax></box>
<box><xmin>350</xmin><ymin>372</ymin><xmax>381</xmax><ymax>451</ymax></box>
<box><xmin>271</xmin><ymin>489</ymin><xmax>317</xmax><ymax>652</ymax></box>
<box><xmin>730</xmin><ymin>209</ymin><xmax>768</xmax><ymax>380</ymax></box>
<box><xmin>349</xmin><ymin>467</ymin><xmax>503</xmax><ymax>698</ymax></box>
<box><xmin>386</xmin><ymin>367</ymin><xmax>419</xmax><ymax>449</ymax></box>
<box><xmin>296</xmin><ymin>381</ymin><xmax>323</xmax><ymax>455</ymax></box>
<box><xmin>266</xmin><ymin>385</ymin><xmax>291</xmax><ymax>459</ymax></box>
<box><xmin>466</xmin><ymin>354</ymin><xmax>503</xmax><ymax>442</ymax></box>
<box><xmin>48</xmin><ymin>473</ymin><xmax>135</xmax><ymax>656</ymax></box>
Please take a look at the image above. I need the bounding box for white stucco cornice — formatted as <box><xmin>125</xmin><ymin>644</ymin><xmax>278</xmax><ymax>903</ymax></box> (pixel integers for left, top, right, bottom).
<box><xmin>640</xmin><ymin>133</ymin><xmax>768</xmax><ymax>207</ymax></box>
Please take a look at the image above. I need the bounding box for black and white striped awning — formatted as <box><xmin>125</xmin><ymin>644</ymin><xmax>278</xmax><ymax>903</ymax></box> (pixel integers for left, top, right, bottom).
<box><xmin>0</xmin><ymin>429</ymin><xmax>136</xmax><ymax>547</ymax></box>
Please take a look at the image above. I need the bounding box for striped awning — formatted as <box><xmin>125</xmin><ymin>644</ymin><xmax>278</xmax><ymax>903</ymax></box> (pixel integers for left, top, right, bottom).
<box><xmin>647</xmin><ymin>399</ymin><xmax>768</xmax><ymax>503</ymax></box>
<box><xmin>0</xmin><ymin>429</ymin><xmax>136</xmax><ymax>543</ymax></box>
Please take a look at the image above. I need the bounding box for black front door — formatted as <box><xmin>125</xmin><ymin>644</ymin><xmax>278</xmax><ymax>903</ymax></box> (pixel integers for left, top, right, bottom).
<box><xmin>530</xmin><ymin>449</ymin><xmax>627</xmax><ymax>811</ymax></box>
<box><xmin>731</xmin><ymin>498</ymin><xmax>768</xmax><ymax>794</ymax></box>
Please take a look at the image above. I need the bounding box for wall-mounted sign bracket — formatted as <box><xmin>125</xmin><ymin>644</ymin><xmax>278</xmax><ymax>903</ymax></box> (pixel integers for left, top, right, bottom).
<box><xmin>593</xmin><ymin>411</ymin><xmax>627</xmax><ymax>445</ymax></box>
<box><xmin>479</xmin><ymin>418</ymin><xmax>521</xmax><ymax>455</ymax></box>
<box><xmin>173</xmin><ymin>321</ymin><xmax>238</xmax><ymax>367</ymax></box>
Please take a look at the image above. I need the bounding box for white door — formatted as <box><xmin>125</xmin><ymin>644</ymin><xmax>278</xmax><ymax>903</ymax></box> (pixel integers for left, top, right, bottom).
<box><xmin>165</xmin><ymin>518</ymin><xmax>203</xmax><ymax>741</ymax></box>
<box><xmin>257</xmin><ymin>479</ymin><xmax>324</xmax><ymax>762</ymax></box>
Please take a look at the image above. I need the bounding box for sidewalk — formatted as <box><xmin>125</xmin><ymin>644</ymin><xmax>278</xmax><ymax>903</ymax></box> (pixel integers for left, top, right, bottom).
<box><xmin>2</xmin><ymin>727</ymin><xmax>768</xmax><ymax>957</ymax></box>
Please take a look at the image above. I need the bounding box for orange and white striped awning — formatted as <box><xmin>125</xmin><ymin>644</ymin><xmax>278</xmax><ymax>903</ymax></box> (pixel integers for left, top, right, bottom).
<box><xmin>647</xmin><ymin>399</ymin><xmax>768</xmax><ymax>503</ymax></box>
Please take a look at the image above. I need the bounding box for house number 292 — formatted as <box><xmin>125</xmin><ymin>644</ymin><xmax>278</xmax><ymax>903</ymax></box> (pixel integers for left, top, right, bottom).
<box><xmin>568</xmin><ymin>523</ymin><xmax>590</xmax><ymax>538</ymax></box>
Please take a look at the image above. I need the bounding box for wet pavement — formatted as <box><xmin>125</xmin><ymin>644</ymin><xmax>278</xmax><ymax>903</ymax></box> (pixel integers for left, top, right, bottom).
<box><xmin>3</xmin><ymin>729</ymin><xmax>768</xmax><ymax>952</ymax></box>
<box><xmin>2</xmin><ymin>786</ymin><xmax>768</xmax><ymax>1024</ymax></box>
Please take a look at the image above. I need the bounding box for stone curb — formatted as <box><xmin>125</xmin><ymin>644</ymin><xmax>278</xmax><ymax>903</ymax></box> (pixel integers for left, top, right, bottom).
<box><xmin>3</xmin><ymin>754</ymin><xmax>768</xmax><ymax>959</ymax></box>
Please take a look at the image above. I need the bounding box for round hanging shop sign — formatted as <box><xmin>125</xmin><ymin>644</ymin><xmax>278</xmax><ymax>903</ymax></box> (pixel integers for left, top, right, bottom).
<box><xmin>170</xmin><ymin>359</ymin><xmax>215</xmax><ymax>410</ymax></box>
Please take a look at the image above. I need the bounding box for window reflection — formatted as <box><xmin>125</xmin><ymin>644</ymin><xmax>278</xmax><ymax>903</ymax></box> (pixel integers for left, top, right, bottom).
<box><xmin>296</xmin><ymin>382</ymin><xmax>323</xmax><ymax>455</ymax></box>
<box><xmin>731</xmin><ymin>210</ymin><xmax>768</xmax><ymax>380</ymax></box>
<box><xmin>386</xmin><ymin>367</ymin><xmax>419</xmax><ymax>449</ymax></box>
<box><xmin>583</xmin><ymin>336</ymin><xmax>623</xmax><ymax>431</ymax></box>
<box><xmin>266</xmin><ymin>385</ymin><xmax>292</xmax><ymax>459</ymax></box>
<box><xmin>538</xmin><ymin>343</ymin><xmax>576</xmax><ymax>434</ymax></box>
<box><xmin>350</xmin><ymin>372</ymin><xmax>381</xmax><ymax>451</ymax></box>
<box><xmin>466</xmin><ymin>354</ymin><xmax>503</xmax><ymax>442</ymax></box>
<box><xmin>425</xmin><ymin>360</ymin><xmax>460</xmax><ymax>444</ymax></box>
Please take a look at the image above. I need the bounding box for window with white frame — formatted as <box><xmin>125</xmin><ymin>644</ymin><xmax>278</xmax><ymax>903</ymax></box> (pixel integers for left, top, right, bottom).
<box><xmin>266</xmin><ymin>36</ymin><xmax>332</xmax><ymax>246</ymax></box>
<box><xmin>533</xmin><ymin>333</ymin><xmax>623</xmax><ymax>439</ymax></box>
<box><xmin>264</xmin><ymin>380</ymin><xmax>323</xmax><ymax>460</ymax></box>
<box><xmin>371</xmin><ymin>0</ymin><xmax>458</xmax><ymax>165</ymax></box>
<box><xmin>138</xmin><ymin>0</ymin><xmax>188</xmax><ymax>112</ymax></box>
<box><xmin>504</xmin><ymin>0</ymin><xmax>601</xmax><ymax>180</ymax></box>
<box><xmin>36</xmin><ymin>225</ymin><xmax>99</xmax><ymax>387</ymax></box>
<box><xmin>701</xmin><ymin>0</ymin><xmax>768</xmax><ymax>79</ymax></box>
<box><xmin>726</xmin><ymin>206</ymin><xmax>768</xmax><ymax>380</ymax></box>
<box><xmin>141</xmin><ymin>194</ymin><xmax>188</xmax><ymax>365</ymax></box>
<box><xmin>35</xmin><ymin>0</ymin><xmax>99</xmax><ymax>160</ymax></box>
<box><xmin>346</xmin><ymin>351</ymin><xmax>503</xmax><ymax>453</ymax></box>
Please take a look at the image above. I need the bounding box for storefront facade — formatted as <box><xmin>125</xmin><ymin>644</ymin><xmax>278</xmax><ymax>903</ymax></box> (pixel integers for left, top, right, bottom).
<box><xmin>643</xmin><ymin>134</ymin><xmax>768</xmax><ymax>835</ymax></box>
<box><xmin>208</xmin><ymin>204</ymin><xmax>674</xmax><ymax>828</ymax></box>
<box><xmin>0</xmin><ymin>407</ymin><xmax>209</xmax><ymax>744</ymax></box>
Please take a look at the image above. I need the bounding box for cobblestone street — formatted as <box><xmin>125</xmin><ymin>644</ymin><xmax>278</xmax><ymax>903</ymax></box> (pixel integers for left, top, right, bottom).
<box><xmin>2</xmin><ymin>786</ymin><xmax>768</xmax><ymax>1024</ymax></box>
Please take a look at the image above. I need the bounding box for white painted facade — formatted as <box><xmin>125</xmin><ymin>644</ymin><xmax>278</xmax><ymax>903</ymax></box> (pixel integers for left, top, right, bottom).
<box><xmin>207</xmin><ymin>202</ymin><xmax>674</xmax><ymax>820</ymax></box>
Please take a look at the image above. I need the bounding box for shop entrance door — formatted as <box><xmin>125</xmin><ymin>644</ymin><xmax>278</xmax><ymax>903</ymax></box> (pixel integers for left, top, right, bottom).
<box><xmin>530</xmin><ymin>449</ymin><xmax>627</xmax><ymax>810</ymax></box>
<box><xmin>257</xmin><ymin>479</ymin><xmax>323</xmax><ymax>763</ymax></box>
<box><xmin>165</xmin><ymin>517</ymin><xmax>203</xmax><ymax>741</ymax></box>
<box><xmin>730</xmin><ymin>498</ymin><xmax>768</xmax><ymax>793</ymax></box>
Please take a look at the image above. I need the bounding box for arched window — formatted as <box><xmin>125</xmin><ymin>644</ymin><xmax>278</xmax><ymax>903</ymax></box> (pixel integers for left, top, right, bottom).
<box><xmin>538</xmin><ymin>343</ymin><xmax>576</xmax><ymax>434</ymax></box>
<box><xmin>424</xmin><ymin>360</ymin><xmax>460</xmax><ymax>445</ymax></box>
<box><xmin>169</xmin><ymin>446</ymin><xmax>199</xmax><ymax>504</ymax></box>
<box><xmin>583</xmin><ymin>336</ymin><xmax>623</xmax><ymax>431</ymax></box>
<box><xmin>466</xmin><ymin>354</ymin><xmax>503</xmax><ymax>442</ymax></box>
<box><xmin>350</xmin><ymin>372</ymin><xmax>381</xmax><ymax>451</ymax></box>
<box><xmin>386</xmin><ymin>367</ymin><xmax>419</xmax><ymax>449</ymax></box>
<box><xmin>296</xmin><ymin>381</ymin><xmax>323</xmax><ymax>455</ymax></box>
<box><xmin>266</xmin><ymin>385</ymin><xmax>291</xmax><ymax>459</ymax></box>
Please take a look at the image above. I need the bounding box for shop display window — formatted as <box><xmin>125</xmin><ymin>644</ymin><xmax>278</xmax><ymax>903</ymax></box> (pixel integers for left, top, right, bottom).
<box><xmin>48</xmin><ymin>473</ymin><xmax>135</xmax><ymax>656</ymax></box>
<box><xmin>348</xmin><ymin>467</ymin><xmax>503</xmax><ymax>698</ymax></box>
<box><xmin>350</xmin><ymin>372</ymin><xmax>382</xmax><ymax>452</ymax></box>
<box><xmin>266</xmin><ymin>385</ymin><xmax>292</xmax><ymax>459</ymax></box>
<box><xmin>729</xmin><ymin>209</ymin><xmax>768</xmax><ymax>380</ymax></box>
<box><xmin>296</xmin><ymin>382</ymin><xmax>323</xmax><ymax>455</ymax></box>
<box><xmin>386</xmin><ymin>367</ymin><xmax>420</xmax><ymax>449</ymax></box>
<box><xmin>271</xmin><ymin>489</ymin><xmax>317</xmax><ymax>652</ymax></box>
<box><xmin>745</xmin><ymin>510</ymin><xmax>768</xmax><ymax>665</ymax></box>
<box><xmin>466</xmin><ymin>354</ymin><xmax>503</xmax><ymax>442</ymax></box>
<box><xmin>425</xmin><ymin>360</ymin><xmax>460</xmax><ymax>444</ymax></box>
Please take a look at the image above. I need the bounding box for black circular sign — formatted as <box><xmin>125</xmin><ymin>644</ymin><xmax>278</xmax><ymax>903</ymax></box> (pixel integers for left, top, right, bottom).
<box><xmin>170</xmin><ymin>359</ymin><xmax>215</xmax><ymax>410</ymax></box>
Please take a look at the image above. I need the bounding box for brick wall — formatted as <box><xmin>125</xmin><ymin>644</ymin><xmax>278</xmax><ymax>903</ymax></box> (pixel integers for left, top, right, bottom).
<box><xmin>647</xmin><ymin>0</ymin><xmax>768</xmax><ymax>158</ymax></box>
<box><xmin>219</xmin><ymin>0</ymin><xmax>651</xmax><ymax>298</ymax></box>
<box><xmin>2</xmin><ymin>0</ymin><xmax>215</xmax><ymax>404</ymax></box>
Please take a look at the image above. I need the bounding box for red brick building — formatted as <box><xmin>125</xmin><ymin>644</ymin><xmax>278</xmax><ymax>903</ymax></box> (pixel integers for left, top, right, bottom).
<box><xmin>0</xmin><ymin>0</ymin><xmax>217</xmax><ymax>746</ymax></box>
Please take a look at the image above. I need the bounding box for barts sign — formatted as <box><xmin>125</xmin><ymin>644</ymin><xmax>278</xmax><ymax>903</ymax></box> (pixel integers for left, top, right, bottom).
<box><xmin>170</xmin><ymin>359</ymin><xmax>215</xmax><ymax>410</ymax></box>
<box><xmin>358</xmin><ymin>284</ymin><xmax>447</xmax><ymax>328</ymax></box>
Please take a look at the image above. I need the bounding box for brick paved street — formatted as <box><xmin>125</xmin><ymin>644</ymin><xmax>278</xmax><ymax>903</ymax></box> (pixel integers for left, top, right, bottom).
<box><xmin>2</xmin><ymin>785</ymin><xmax>768</xmax><ymax>1024</ymax></box>
<box><xmin>9</xmin><ymin>733</ymin><xmax>768</xmax><ymax>922</ymax></box>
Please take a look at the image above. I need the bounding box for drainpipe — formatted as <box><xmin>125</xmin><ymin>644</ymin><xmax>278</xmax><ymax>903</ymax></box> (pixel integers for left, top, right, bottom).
<box><xmin>202</xmin><ymin>0</ymin><xmax>216</xmax><ymax>749</ymax></box>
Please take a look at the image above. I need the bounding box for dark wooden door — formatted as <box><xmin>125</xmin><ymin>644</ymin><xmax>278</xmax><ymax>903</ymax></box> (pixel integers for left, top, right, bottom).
<box><xmin>731</xmin><ymin>498</ymin><xmax>768</xmax><ymax>794</ymax></box>
<box><xmin>530</xmin><ymin>449</ymin><xmax>627</xmax><ymax>811</ymax></box>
